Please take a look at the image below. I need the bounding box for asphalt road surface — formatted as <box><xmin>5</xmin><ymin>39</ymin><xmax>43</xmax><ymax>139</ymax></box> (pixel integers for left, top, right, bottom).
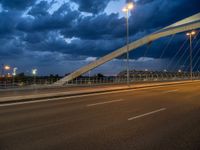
<box><xmin>0</xmin><ymin>82</ymin><xmax>200</xmax><ymax>150</ymax></box>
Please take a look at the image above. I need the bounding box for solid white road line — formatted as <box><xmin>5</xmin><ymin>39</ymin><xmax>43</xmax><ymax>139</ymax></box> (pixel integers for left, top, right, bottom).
<box><xmin>162</xmin><ymin>89</ymin><xmax>179</xmax><ymax>94</ymax></box>
<box><xmin>87</xmin><ymin>99</ymin><xmax>124</xmax><ymax>107</ymax></box>
<box><xmin>128</xmin><ymin>108</ymin><xmax>166</xmax><ymax>121</ymax></box>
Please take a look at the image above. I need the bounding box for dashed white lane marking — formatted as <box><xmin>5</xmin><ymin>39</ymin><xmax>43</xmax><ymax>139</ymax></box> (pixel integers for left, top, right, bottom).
<box><xmin>162</xmin><ymin>89</ymin><xmax>179</xmax><ymax>94</ymax></box>
<box><xmin>87</xmin><ymin>99</ymin><xmax>124</xmax><ymax>107</ymax></box>
<box><xmin>128</xmin><ymin>108</ymin><xmax>166</xmax><ymax>121</ymax></box>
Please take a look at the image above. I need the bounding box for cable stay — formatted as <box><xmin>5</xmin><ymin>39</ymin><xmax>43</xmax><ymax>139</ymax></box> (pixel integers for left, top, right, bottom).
<box><xmin>166</xmin><ymin>38</ymin><xmax>188</xmax><ymax>71</ymax></box>
<box><xmin>182</xmin><ymin>32</ymin><xmax>200</xmax><ymax>72</ymax></box>
<box><xmin>172</xmin><ymin>44</ymin><xmax>190</xmax><ymax>71</ymax></box>
<box><xmin>141</xmin><ymin>42</ymin><xmax>152</xmax><ymax>69</ymax></box>
<box><xmin>172</xmin><ymin>31</ymin><xmax>200</xmax><ymax>72</ymax></box>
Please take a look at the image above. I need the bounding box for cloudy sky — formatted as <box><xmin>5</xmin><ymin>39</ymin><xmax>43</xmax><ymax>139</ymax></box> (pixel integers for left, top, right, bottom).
<box><xmin>0</xmin><ymin>0</ymin><xmax>199</xmax><ymax>75</ymax></box>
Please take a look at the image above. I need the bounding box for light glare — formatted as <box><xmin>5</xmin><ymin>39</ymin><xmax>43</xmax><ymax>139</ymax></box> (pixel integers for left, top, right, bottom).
<box><xmin>122</xmin><ymin>2</ymin><xmax>134</xmax><ymax>12</ymax></box>
<box><xmin>191</xmin><ymin>31</ymin><xmax>196</xmax><ymax>35</ymax></box>
<box><xmin>32</xmin><ymin>69</ymin><xmax>37</xmax><ymax>75</ymax></box>
<box><xmin>127</xmin><ymin>3</ymin><xmax>134</xmax><ymax>10</ymax></box>
<box><xmin>4</xmin><ymin>65</ymin><xmax>10</xmax><ymax>70</ymax></box>
<box><xmin>122</xmin><ymin>7</ymin><xmax>128</xmax><ymax>12</ymax></box>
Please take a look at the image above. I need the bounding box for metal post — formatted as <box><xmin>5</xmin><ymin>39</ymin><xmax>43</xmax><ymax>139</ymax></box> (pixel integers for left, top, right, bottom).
<box><xmin>34</xmin><ymin>75</ymin><xmax>36</xmax><ymax>85</ymax></box>
<box><xmin>126</xmin><ymin>11</ymin><xmax>130</xmax><ymax>86</ymax></box>
<box><xmin>189</xmin><ymin>34</ymin><xmax>193</xmax><ymax>80</ymax></box>
<box><xmin>12</xmin><ymin>76</ymin><xmax>15</xmax><ymax>87</ymax></box>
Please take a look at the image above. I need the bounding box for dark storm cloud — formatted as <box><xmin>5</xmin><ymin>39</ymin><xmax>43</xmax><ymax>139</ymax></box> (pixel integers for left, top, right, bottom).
<box><xmin>0</xmin><ymin>0</ymin><xmax>36</xmax><ymax>10</ymax></box>
<box><xmin>23</xmin><ymin>30</ymin><xmax>125</xmax><ymax>58</ymax></box>
<box><xmin>0</xmin><ymin>0</ymin><xmax>199</xmax><ymax>75</ymax></box>
<box><xmin>28</xmin><ymin>0</ymin><xmax>50</xmax><ymax>17</ymax></box>
<box><xmin>71</xmin><ymin>0</ymin><xmax>115</xmax><ymax>14</ymax></box>
<box><xmin>61</xmin><ymin>13</ymin><xmax>125</xmax><ymax>40</ymax></box>
<box><xmin>129</xmin><ymin>0</ymin><xmax>200</xmax><ymax>35</ymax></box>
<box><xmin>17</xmin><ymin>2</ymin><xmax>80</xmax><ymax>33</ymax></box>
<box><xmin>0</xmin><ymin>37</ymin><xmax>25</xmax><ymax>59</ymax></box>
<box><xmin>0</xmin><ymin>10</ymin><xmax>21</xmax><ymax>36</ymax></box>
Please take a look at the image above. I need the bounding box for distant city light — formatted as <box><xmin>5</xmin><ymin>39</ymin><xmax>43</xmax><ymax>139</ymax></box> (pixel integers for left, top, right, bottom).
<box><xmin>32</xmin><ymin>69</ymin><xmax>37</xmax><ymax>75</ymax></box>
<box><xmin>13</xmin><ymin>67</ymin><xmax>18</xmax><ymax>76</ymax></box>
<box><xmin>4</xmin><ymin>65</ymin><xmax>11</xmax><ymax>70</ymax></box>
<box><xmin>7</xmin><ymin>73</ymin><xmax>11</xmax><ymax>77</ymax></box>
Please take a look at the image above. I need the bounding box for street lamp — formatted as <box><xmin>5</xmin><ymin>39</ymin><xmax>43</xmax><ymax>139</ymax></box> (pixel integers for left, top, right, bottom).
<box><xmin>2</xmin><ymin>65</ymin><xmax>11</xmax><ymax>77</ymax></box>
<box><xmin>122</xmin><ymin>2</ymin><xmax>134</xmax><ymax>85</ymax></box>
<box><xmin>12</xmin><ymin>67</ymin><xmax>17</xmax><ymax>76</ymax></box>
<box><xmin>186</xmin><ymin>31</ymin><xmax>196</xmax><ymax>80</ymax></box>
<box><xmin>4</xmin><ymin>65</ymin><xmax>11</xmax><ymax>71</ymax></box>
<box><xmin>12</xmin><ymin>67</ymin><xmax>17</xmax><ymax>86</ymax></box>
<box><xmin>32</xmin><ymin>69</ymin><xmax>37</xmax><ymax>85</ymax></box>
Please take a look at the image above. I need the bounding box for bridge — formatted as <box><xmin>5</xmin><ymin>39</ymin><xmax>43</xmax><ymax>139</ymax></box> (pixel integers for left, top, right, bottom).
<box><xmin>54</xmin><ymin>12</ymin><xmax>200</xmax><ymax>86</ymax></box>
<box><xmin>1</xmin><ymin>12</ymin><xmax>200</xmax><ymax>150</ymax></box>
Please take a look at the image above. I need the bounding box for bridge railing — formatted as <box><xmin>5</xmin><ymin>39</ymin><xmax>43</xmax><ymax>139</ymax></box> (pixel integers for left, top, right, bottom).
<box><xmin>0</xmin><ymin>72</ymin><xmax>200</xmax><ymax>89</ymax></box>
<box><xmin>64</xmin><ymin>72</ymin><xmax>200</xmax><ymax>86</ymax></box>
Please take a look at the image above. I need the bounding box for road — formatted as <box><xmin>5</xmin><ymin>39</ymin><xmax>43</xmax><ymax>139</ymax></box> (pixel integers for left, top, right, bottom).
<box><xmin>0</xmin><ymin>82</ymin><xmax>200</xmax><ymax>150</ymax></box>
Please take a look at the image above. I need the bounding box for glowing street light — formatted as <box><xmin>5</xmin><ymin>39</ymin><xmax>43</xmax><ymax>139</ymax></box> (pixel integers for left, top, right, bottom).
<box><xmin>12</xmin><ymin>67</ymin><xmax>18</xmax><ymax>76</ymax></box>
<box><xmin>32</xmin><ymin>69</ymin><xmax>37</xmax><ymax>85</ymax></box>
<box><xmin>122</xmin><ymin>2</ymin><xmax>135</xmax><ymax>85</ymax></box>
<box><xmin>186</xmin><ymin>31</ymin><xmax>196</xmax><ymax>80</ymax></box>
<box><xmin>4</xmin><ymin>65</ymin><xmax>11</xmax><ymax>70</ymax></box>
<box><xmin>32</xmin><ymin>69</ymin><xmax>37</xmax><ymax>76</ymax></box>
<box><xmin>122</xmin><ymin>3</ymin><xmax>134</xmax><ymax>12</ymax></box>
<box><xmin>12</xmin><ymin>67</ymin><xmax>18</xmax><ymax>86</ymax></box>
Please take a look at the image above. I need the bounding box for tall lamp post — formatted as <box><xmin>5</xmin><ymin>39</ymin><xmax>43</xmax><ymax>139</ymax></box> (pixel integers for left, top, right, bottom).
<box><xmin>186</xmin><ymin>31</ymin><xmax>196</xmax><ymax>80</ymax></box>
<box><xmin>4</xmin><ymin>65</ymin><xmax>11</xmax><ymax>77</ymax></box>
<box><xmin>12</xmin><ymin>67</ymin><xmax>17</xmax><ymax>87</ymax></box>
<box><xmin>122</xmin><ymin>2</ymin><xmax>134</xmax><ymax>85</ymax></box>
<box><xmin>3</xmin><ymin>65</ymin><xmax>11</xmax><ymax>87</ymax></box>
<box><xmin>32</xmin><ymin>69</ymin><xmax>37</xmax><ymax>85</ymax></box>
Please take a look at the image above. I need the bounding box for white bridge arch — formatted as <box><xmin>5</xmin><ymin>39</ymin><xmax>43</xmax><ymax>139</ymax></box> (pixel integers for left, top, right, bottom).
<box><xmin>55</xmin><ymin>13</ymin><xmax>200</xmax><ymax>86</ymax></box>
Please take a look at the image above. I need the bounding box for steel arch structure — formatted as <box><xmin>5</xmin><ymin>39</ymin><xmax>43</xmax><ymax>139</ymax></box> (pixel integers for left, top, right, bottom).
<box><xmin>55</xmin><ymin>12</ymin><xmax>200</xmax><ymax>86</ymax></box>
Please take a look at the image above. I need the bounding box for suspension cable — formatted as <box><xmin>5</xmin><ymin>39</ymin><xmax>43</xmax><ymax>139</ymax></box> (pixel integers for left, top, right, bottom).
<box><xmin>141</xmin><ymin>42</ymin><xmax>152</xmax><ymax>69</ymax></box>
<box><xmin>192</xmin><ymin>48</ymin><xmax>200</xmax><ymax>71</ymax></box>
<box><xmin>182</xmin><ymin>31</ymin><xmax>200</xmax><ymax>72</ymax></box>
<box><xmin>172</xmin><ymin>44</ymin><xmax>189</xmax><ymax>71</ymax></box>
<box><xmin>172</xmin><ymin>31</ymin><xmax>200</xmax><ymax>72</ymax></box>
<box><xmin>166</xmin><ymin>38</ymin><xmax>188</xmax><ymax>70</ymax></box>
<box><xmin>159</xmin><ymin>34</ymin><xmax>175</xmax><ymax>59</ymax></box>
